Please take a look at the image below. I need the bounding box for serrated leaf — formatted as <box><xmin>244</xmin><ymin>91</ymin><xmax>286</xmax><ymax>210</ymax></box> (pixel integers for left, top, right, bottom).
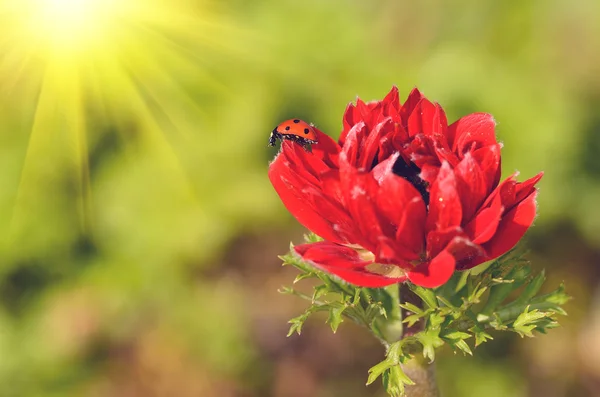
<box><xmin>352</xmin><ymin>288</ymin><xmax>362</xmax><ymax>305</ymax></box>
<box><xmin>303</xmin><ymin>233</ymin><xmax>323</xmax><ymax>243</ymax></box>
<box><xmin>436</xmin><ymin>296</ymin><xmax>459</xmax><ymax>311</ymax></box>
<box><xmin>365</xmin><ymin>303</ymin><xmax>387</xmax><ymax>322</ymax></box>
<box><xmin>454</xmin><ymin>269</ymin><xmax>470</xmax><ymax>293</ymax></box>
<box><xmin>287</xmin><ymin>314</ymin><xmax>308</xmax><ymax>336</ymax></box>
<box><xmin>278</xmin><ymin>286</ymin><xmax>294</xmax><ymax>295</ymax></box>
<box><xmin>513</xmin><ymin>307</ymin><xmax>548</xmax><ymax>337</ymax></box>
<box><xmin>403</xmin><ymin>313</ymin><xmax>425</xmax><ymax>328</ymax></box>
<box><xmin>386</xmin><ymin>341</ymin><xmax>402</xmax><ymax>363</ymax></box>
<box><xmin>312</xmin><ymin>284</ymin><xmax>330</xmax><ymax>301</ymax></box>
<box><xmin>366</xmin><ymin>359</ymin><xmax>396</xmax><ymax>385</ymax></box>
<box><xmin>409</xmin><ymin>284</ymin><xmax>439</xmax><ymax>309</ymax></box>
<box><xmin>453</xmin><ymin>339</ymin><xmax>473</xmax><ymax>355</ymax></box>
<box><xmin>442</xmin><ymin>331</ymin><xmax>471</xmax><ymax>341</ymax></box>
<box><xmin>399</xmin><ymin>302</ymin><xmax>423</xmax><ymax>315</ymax></box>
<box><xmin>293</xmin><ymin>272</ymin><xmax>316</xmax><ymax>283</ymax></box>
<box><xmin>428</xmin><ymin>312</ymin><xmax>446</xmax><ymax>328</ymax></box>
<box><xmin>382</xmin><ymin>365</ymin><xmax>415</xmax><ymax>397</ymax></box>
<box><xmin>542</xmin><ymin>284</ymin><xmax>571</xmax><ymax>305</ymax></box>
<box><xmin>327</xmin><ymin>305</ymin><xmax>345</xmax><ymax>333</ymax></box>
<box><xmin>469</xmin><ymin>325</ymin><xmax>494</xmax><ymax>346</ymax></box>
<box><xmin>417</xmin><ymin>329</ymin><xmax>444</xmax><ymax>363</ymax></box>
<box><xmin>515</xmin><ymin>269</ymin><xmax>546</xmax><ymax>304</ymax></box>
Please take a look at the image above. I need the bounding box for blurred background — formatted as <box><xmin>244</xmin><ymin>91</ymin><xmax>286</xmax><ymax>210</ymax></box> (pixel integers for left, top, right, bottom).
<box><xmin>0</xmin><ymin>0</ymin><xmax>599</xmax><ymax>396</ymax></box>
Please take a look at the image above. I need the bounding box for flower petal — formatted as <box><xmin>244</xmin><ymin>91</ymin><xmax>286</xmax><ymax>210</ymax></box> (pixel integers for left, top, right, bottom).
<box><xmin>426</xmin><ymin>162</ymin><xmax>463</xmax><ymax>233</ymax></box>
<box><xmin>407</xmin><ymin>98</ymin><xmax>439</xmax><ymax>138</ymax></box>
<box><xmin>269</xmin><ymin>152</ymin><xmax>345</xmax><ymax>244</ymax></box>
<box><xmin>294</xmin><ymin>242</ymin><xmax>405</xmax><ymax>287</ymax></box>
<box><xmin>311</xmin><ymin>127</ymin><xmax>340</xmax><ymax>168</ymax></box>
<box><xmin>359</xmin><ymin>117</ymin><xmax>394</xmax><ymax>170</ymax></box>
<box><xmin>454</xmin><ymin>152</ymin><xmax>488</xmax><ymax>220</ymax></box>
<box><xmin>407</xmin><ymin>249</ymin><xmax>456</xmax><ymax>288</ymax></box>
<box><xmin>472</xmin><ymin>143</ymin><xmax>501</xmax><ymax>193</ymax></box>
<box><xmin>399</xmin><ymin>88</ymin><xmax>424</xmax><ymax>125</ymax></box>
<box><xmin>448</xmin><ymin>113</ymin><xmax>497</xmax><ymax>155</ymax></box>
<box><xmin>484</xmin><ymin>189</ymin><xmax>539</xmax><ymax>259</ymax></box>
<box><xmin>464</xmin><ymin>193</ymin><xmax>504</xmax><ymax>244</ymax></box>
<box><xmin>426</xmin><ymin>226</ymin><xmax>464</xmax><ymax>259</ymax></box>
<box><xmin>376</xmin><ymin>165</ymin><xmax>427</xmax><ymax>256</ymax></box>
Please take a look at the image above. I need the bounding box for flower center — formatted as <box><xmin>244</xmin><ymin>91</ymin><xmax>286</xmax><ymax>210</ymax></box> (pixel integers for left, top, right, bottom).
<box><xmin>392</xmin><ymin>157</ymin><xmax>430</xmax><ymax>205</ymax></box>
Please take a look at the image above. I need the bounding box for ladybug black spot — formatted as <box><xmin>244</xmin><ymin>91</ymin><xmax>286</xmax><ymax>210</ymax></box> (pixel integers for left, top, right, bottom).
<box><xmin>285</xmin><ymin>126</ymin><xmax>291</xmax><ymax>130</ymax></box>
<box><xmin>304</xmin><ymin>128</ymin><xmax>310</xmax><ymax>134</ymax></box>
<box><xmin>293</xmin><ymin>119</ymin><xmax>300</xmax><ymax>123</ymax></box>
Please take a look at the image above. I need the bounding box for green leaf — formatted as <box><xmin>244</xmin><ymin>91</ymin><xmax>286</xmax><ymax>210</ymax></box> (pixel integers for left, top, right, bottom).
<box><xmin>366</xmin><ymin>360</ymin><xmax>396</xmax><ymax>386</ymax></box>
<box><xmin>409</xmin><ymin>283</ymin><xmax>439</xmax><ymax>309</ymax></box>
<box><xmin>312</xmin><ymin>284</ymin><xmax>330</xmax><ymax>301</ymax></box>
<box><xmin>399</xmin><ymin>302</ymin><xmax>423</xmax><ymax>315</ymax></box>
<box><xmin>293</xmin><ymin>272</ymin><xmax>316</xmax><ymax>283</ymax></box>
<box><xmin>469</xmin><ymin>325</ymin><xmax>494</xmax><ymax>346</ymax></box>
<box><xmin>287</xmin><ymin>313</ymin><xmax>310</xmax><ymax>336</ymax></box>
<box><xmin>513</xmin><ymin>306</ymin><xmax>549</xmax><ymax>337</ymax></box>
<box><xmin>327</xmin><ymin>305</ymin><xmax>345</xmax><ymax>333</ymax></box>
<box><xmin>417</xmin><ymin>328</ymin><xmax>444</xmax><ymax>363</ymax></box>
<box><xmin>441</xmin><ymin>331</ymin><xmax>473</xmax><ymax>355</ymax></box>
<box><xmin>514</xmin><ymin>269</ymin><xmax>546</xmax><ymax>304</ymax></box>
<box><xmin>382</xmin><ymin>365</ymin><xmax>415</xmax><ymax>397</ymax></box>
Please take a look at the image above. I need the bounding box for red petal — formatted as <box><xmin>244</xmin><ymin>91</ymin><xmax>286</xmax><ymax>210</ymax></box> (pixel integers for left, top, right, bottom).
<box><xmin>515</xmin><ymin>172</ymin><xmax>543</xmax><ymax>204</ymax></box>
<box><xmin>454</xmin><ymin>153</ymin><xmax>488</xmax><ymax>220</ymax></box>
<box><xmin>426</xmin><ymin>162</ymin><xmax>463</xmax><ymax>233</ymax></box>
<box><xmin>383</xmin><ymin>86</ymin><xmax>401</xmax><ymax>114</ymax></box>
<box><xmin>372</xmin><ymin>152</ymin><xmax>400</xmax><ymax>184</ymax></box>
<box><xmin>311</xmin><ymin>127</ymin><xmax>340</xmax><ymax>168</ymax></box>
<box><xmin>339</xmin><ymin>168</ymin><xmax>387</xmax><ymax>252</ymax></box>
<box><xmin>426</xmin><ymin>226</ymin><xmax>464</xmax><ymax>259</ymax></box>
<box><xmin>464</xmin><ymin>193</ymin><xmax>504</xmax><ymax>244</ymax></box>
<box><xmin>407</xmin><ymin>98</ymin><xmax>437</xmax><ymax>138</ymax></box>
<box><xmin>448</xmin><ymin>113</ymin><xmax>497</xmax><ymax>155</ymax></box>
<box><xmin>359</xmin><ymin>117</ymin><xmax>393</xmax><ymax>170</ymax></box>
<box><xmin>484</xmin><ymin>189</ymin><xmax>539</xmax><ymax>259</ymax></box>
<box><xmin>376</xmin><ymin>167</ymin><xmax>427</xmax><ymax>255</ymax></box>
<box><xmin>407</xmin><ymin>249</ymin><xmax>456</xmax><ymax>288</ymax></box>
<box><xmin>447</xmin><ymin>237</ymin><xmax>487</xmax><ymax>270</ymax></box>
<box><xmin>419</xmin><ymin>163</ymin><xmax>439</xmax><ymax>185</ymax></box>
<box><xmin>341</xmin><ymin>122</ymin><xmax>367</xmax><ymax>168</ymax></box>
<box><xmin>472</xmin><ymin>143</ymin><xmax>501</xmax><ymax>193</ymax></box>
<box><xmin>294</xmin><ymin>242</ymin><xmax>405</xmax><ymax>287</ymax></box>
<box><xmin>269</xmin><ymin>153</ymin><xmax>345</xmax><ymax>244</ymax></box>
<box><xmin>285</xmin><ymin>142</ymin><xmax>329</xmax><ymax>184</ymax></box>
<box><xmin>400</xmin><ymin>88</ymin><xmax>424</xmax><ymax>125</ymax></box>
<box><xmin>340</xmin><ymin>103</ymin><xmax>358</xmax><ymax>144</ymax></box>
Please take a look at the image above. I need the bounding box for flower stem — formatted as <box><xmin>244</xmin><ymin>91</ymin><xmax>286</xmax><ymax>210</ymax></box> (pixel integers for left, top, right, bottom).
<box><xmin>401</xmin><ymin>355</ymin><xmax>440</xmax><ymax>397</ymax></box>
<box><xmin>399</xmin><ymin>284</ymin><xmax>440</xmax><ymax>397</ymax></box>
<box><xmin>376</xmin><ymin>284</ymin><xmax>403</xmax><ymax>344</ymax></box>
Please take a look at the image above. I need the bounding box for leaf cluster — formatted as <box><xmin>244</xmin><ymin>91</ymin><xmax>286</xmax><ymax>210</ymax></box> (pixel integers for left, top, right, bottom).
<box><xmin>279</xmin><ymin>236</ymin><xmax>570</xmax><ymax>397</ymax></box>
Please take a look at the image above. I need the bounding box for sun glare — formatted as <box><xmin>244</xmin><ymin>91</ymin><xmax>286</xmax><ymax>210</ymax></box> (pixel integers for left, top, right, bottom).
<box><xmin>28</xmin><ymin>0</ymin><xmax>118</xmax><ymax>53</ymax></box>
<box><xmin>1</xmin><ymin>0</ymin><xmax>239</xmax><ymax>238</ymax></box>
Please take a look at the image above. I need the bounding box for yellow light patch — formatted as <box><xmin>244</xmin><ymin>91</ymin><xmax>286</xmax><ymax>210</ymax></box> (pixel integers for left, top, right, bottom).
<box><xmin>1</xmin><ymin>0</ymin><xmax>239</xmax><ymax>237</ymax></box>
<box><xmin>365</xmin><ymin>263</ymin><xmax>407</xmax><ymax>279</ymax></box>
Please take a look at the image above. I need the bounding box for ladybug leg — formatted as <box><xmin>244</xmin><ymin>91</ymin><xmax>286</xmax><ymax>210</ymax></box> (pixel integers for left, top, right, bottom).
<box><xmin>268</xmin><ymin>129</ymin><xmax>280</xmax><ymax>147</ymax></box>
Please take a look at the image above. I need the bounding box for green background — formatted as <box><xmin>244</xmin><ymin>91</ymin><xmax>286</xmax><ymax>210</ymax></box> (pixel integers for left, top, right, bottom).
<box><xmin>1</xmin><ymin>0</ymin><xmax>599</xmax><ymax>396</ymax></box>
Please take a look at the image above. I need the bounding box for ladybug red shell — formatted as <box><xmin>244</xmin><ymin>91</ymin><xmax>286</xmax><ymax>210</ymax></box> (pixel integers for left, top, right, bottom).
<box><xmin>269</xmin><ymin>119</ymin><xmax>317</xmax><ymax>148</ymax></box>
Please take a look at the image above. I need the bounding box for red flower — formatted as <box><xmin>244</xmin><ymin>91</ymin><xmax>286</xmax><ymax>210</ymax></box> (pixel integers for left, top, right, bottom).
<box><xmin>269</xmin><ymin>87</ymin><xmax>542</xmax><ymax>288</ymax></box>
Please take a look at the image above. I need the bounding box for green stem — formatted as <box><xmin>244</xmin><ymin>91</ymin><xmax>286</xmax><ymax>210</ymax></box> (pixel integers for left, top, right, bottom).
<box><xmin>376</xmin><ymin>284</ymin><xmax>403</xmax><ymax>344</ymax></box>
<box><xmin>399</xmin><ymin>284</ymin><xmax>440</xmax><ymax>397</ymax></box>
<box><xmin>401</xmin><ymin>356</ymin><xmax>440</xmax><ymax>397</ymax></box>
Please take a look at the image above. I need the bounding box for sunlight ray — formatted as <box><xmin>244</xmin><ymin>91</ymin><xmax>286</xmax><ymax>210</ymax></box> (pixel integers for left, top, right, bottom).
<box><xmin>2</xmin><ymin>0</ymin><xmax>242</xmax><ymax>238</ymax></box>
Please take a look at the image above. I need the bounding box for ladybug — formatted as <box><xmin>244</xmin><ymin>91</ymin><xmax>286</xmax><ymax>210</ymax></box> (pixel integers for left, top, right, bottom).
<box><xmin>269</xmin><ymin>119</ymin><xmax>317</xmax><ymax>148</ymax></box>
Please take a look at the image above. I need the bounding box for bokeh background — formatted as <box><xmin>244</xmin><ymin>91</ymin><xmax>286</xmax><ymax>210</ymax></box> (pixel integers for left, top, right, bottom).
<box><xmin>0</xmin><ymin>0</ymin><xmax>599</xmax><ymax>396</ymax></box>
